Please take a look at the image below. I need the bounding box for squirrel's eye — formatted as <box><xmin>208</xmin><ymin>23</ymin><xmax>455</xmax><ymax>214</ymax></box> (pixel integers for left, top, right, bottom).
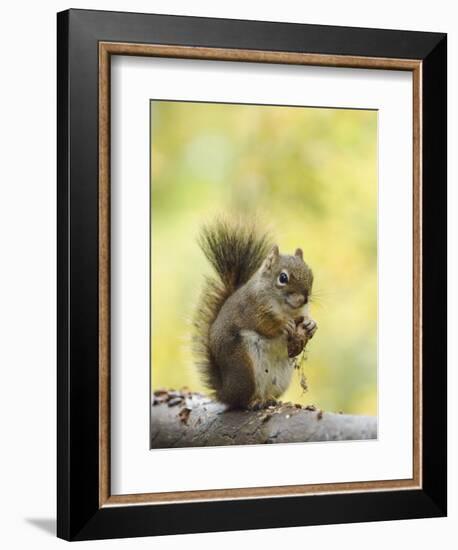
<box><xmin>278</xmin><ymin>271</ymin><xmax>289</xmax><ymax>285</ymax></box>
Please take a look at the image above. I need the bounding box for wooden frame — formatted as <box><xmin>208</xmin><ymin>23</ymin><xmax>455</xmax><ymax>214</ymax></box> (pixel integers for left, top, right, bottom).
<box><xmin>58</xmin><ymin>8</ymin><xmax>447</xmax><ymax>541</ymax></box>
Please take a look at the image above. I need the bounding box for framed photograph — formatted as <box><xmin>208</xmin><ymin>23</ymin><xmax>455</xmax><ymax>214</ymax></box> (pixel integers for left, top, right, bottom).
<box><xmin>57</xmin><ymin>9</ymin><xmax>447</xmax><ymax>541</ymax></box>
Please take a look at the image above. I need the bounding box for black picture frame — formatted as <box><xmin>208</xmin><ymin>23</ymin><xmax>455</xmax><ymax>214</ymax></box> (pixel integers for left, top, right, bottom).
<box><xmin>57</xmin><ymin>8</ymin><xmax>447</xmax><ymax>541</ymax></box>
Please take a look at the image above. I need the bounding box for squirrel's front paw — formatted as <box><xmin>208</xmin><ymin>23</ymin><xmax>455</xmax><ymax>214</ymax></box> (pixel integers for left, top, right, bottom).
<box><xmin>283</xmin><ymin>318</ymin><xmax>297</xmax><ymax>338</ymax></box>
<box><xmin>287</xmin><ymin>318</ymin><xmax>318</xmax><ymax>358</ymax></box>
<box><xmin>302</xmin><ymin>318</ymin><xmax>318</xmax><ymax>339</ymax></box>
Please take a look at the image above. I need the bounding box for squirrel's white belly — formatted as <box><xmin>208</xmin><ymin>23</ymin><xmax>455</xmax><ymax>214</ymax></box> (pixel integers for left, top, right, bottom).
<box><xmin>241</xmin><ymin>329</ymin><xmax>295</xmax><ymax>401</ymax></box>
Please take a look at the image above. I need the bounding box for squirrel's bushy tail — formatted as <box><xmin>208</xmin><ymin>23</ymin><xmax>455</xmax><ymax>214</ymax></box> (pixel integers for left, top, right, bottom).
<box><xmin>193</xmin><ymin>219</ymin><xmax>272</xmax><ymax>393</ymax></box>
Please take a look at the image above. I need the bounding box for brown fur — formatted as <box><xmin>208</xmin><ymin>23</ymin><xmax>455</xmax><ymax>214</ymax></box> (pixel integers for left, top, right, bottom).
<box><xmin>193</xmin><ymin>221</ymin><xmax>272</xmax><ymax>396</ymax></box>
<box><xmin>193</xmin><ymin>220</ymin><xmax>314</xmax><ymax>408</ymax></box>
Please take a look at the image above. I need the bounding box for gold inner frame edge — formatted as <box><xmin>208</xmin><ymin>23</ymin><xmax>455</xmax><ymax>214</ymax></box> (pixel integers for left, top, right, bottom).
<box><xmin>98</xmin><ymin>41</ymin><xmax>422</xmax><ymax>507</ymax></box>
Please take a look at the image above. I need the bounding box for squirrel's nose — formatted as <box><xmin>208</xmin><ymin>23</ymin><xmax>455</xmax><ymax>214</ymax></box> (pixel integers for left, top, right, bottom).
<box><xmin>286</xmin><ymin>293</ymin><xmax>305</xmax><ymax>309</ymax></box>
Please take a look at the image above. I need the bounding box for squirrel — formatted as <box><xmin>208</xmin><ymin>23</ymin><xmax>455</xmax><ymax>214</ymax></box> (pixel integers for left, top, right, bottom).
<box><xmin>193</xmin><ymin>220</ymin><xmax>317</xmax><ymax>409</ymax></box>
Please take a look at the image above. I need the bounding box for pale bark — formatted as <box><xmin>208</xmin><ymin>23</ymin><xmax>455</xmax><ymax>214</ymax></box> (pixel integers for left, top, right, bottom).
<box><xmin>151</xmin><ymin>390</ymin><xmax>377</xmax><ymax>448</ymax></box>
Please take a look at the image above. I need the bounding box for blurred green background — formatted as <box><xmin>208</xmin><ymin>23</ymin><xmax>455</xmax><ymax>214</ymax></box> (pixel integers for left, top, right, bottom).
<box><xmin>150</xmin><ymin>100</ymin><xmax>377</xmax><ymax>416</ymax></box>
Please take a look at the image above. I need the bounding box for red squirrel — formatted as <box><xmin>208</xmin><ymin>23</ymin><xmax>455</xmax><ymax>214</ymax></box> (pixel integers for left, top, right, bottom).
<box><xmin>193</xmin><ymin>220</ymin><xmax>317</xmax><ymax>409</ymax></box>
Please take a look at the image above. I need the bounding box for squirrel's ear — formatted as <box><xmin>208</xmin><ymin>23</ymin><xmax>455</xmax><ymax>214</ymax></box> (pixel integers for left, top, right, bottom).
<box><xmin>295</xmin><ymin>248</ymin><xmax>304</xmax><ymax>261</ymax></box>
<box><xmin>262</xmin><ymin>245</ymin><xmax>279</xmax><ymax>272</ymax></box>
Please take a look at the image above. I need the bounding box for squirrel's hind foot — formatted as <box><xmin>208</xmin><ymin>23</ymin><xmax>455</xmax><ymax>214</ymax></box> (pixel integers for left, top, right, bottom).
<box><xmin>247</xmin><ymin>398</ymin><xmax>278</xmax><ymax>411</ymax></box>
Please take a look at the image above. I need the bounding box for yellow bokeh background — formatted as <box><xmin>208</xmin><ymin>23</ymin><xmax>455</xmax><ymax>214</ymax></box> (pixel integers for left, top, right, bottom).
<box><xmin>151</xmin><ymin>101</ymin><xmax>377</xmax><ymax>416</ymax></box>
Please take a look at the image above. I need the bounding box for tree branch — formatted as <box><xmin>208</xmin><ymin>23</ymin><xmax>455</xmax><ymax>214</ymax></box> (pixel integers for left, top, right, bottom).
<box><xmin>151</xmin><ymin>390</ymin><xmax>377</xmax><ymax>448</ymax></box>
